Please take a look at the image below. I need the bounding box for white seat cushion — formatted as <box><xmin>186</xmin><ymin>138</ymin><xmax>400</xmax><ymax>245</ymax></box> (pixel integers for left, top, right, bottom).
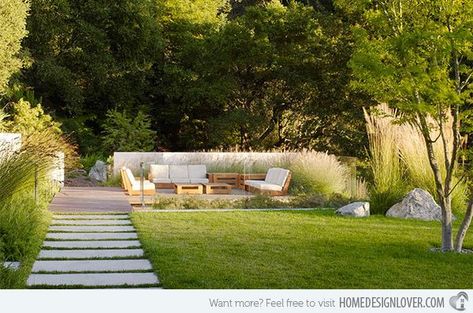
<box><xmin>245</xmin><ymin>180</ymin><xmax>282</xmax><ymax>191</ymax></box>
<box><xmin>256</xmin><ymin>183</ymin><xmax>283</xmax><ymax>191</ymax></box>
<box><xmin>244</xmin><ymin>180</ymin><xmax>265</xmax><ymax>186</ymax></box>
<box><xmin>190</xmin><ymin>178</ymin><xmax>209</xmax><ymax>184</ymax></box>
<box><xmin>151</xmin><ymin>178</ymin><xmax>172</xmax><ymax>184</ymax></box>
<box><xmin>149</xmin><ymin>164</ymin><xmax>169</xmax><ymax>180</ymax></box>
<box><xmin>188</xmin><ymin>165</ymin><xmax>207</xmax><ymax>179</ymax></box>
<box><xmin>245</xmin><ymin>181</ymin><xmax>266</xmax><ymax>188</ymax></box>
<box><xmin>171</xmin><ymin>178</ymin><xmax>191</xmax><ymax>184</ymax></box>
<box><xmin>169</xmin><ymin>165</ymin><xmax>189</xmax><ymax>179</ymax></box>
<box><xmin>131</xmin><ymin>180</ymin><xmax>155</xmax><ymax>191</ymax></box>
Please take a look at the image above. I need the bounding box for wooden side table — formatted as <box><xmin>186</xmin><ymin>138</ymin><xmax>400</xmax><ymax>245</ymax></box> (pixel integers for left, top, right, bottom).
<box><xmin>238</xmin><ymin>173</ymin><xmax>266</xmax><ymax>189</ymax></box>
<box><xmin>203</xmin><ymin>183</ymin><xmax>232</xmax><ymax>194</ymax></box>
<box><xmin>174</xmin><ymin>184</ymin><xmax>203</xmax><ymax>195</ymax></box>
<box><xmin>207</xmin><ymin>173</ymin><xmax>239</xmax><ymax>188</ymax></box>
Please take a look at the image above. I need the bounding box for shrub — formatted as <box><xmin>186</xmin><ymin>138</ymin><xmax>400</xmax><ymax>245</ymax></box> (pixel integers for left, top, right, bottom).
<box><xmin>101</xmin><ymin>110</ymin><xmax>156</xmax><ymax>154</ymax></box>
<box><xmin>288</xmin><ymin>151</ymin><xmax>349</xmax><ymax>195</ymax></box>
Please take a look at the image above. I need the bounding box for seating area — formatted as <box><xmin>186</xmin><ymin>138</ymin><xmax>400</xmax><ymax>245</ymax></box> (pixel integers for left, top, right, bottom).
<box><xmin>121</xmin><ymin>164</ymin><xmax>292</xmax><ymax>197</ymax></box>
<box><xmin>120</xmin><ymin>167</ymin><xmax>156</xmax><ymax>196</ymax></box>
<box><xmin>244</xmin><ymin>167</ymin><xmax>291</xmax><ymax>196</ymax></box>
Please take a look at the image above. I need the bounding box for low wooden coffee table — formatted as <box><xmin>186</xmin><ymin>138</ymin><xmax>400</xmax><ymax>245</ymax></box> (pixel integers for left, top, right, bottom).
<box><xmin>203</xmin><ymin>183</ymin><xmax>232</xmax><ymax>194</ymax></box>
<box><xmin>174</xmin><ymin>184</ymin><xmax>203</xmax><ymax>195</ymax></box>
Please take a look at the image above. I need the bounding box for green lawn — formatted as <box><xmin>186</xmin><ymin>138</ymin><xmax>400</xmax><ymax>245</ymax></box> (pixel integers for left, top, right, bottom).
<box><xmin>132</xmin><ymin>210</ymin><xmax>473</xmax><ymax>289</ymax></box>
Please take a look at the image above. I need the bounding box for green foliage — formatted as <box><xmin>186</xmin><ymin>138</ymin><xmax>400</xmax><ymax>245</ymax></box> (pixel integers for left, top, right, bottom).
<box><xmin>365</xmin><ymin>104</ymin><xmax>469</xmax><ymax>214</ymax></box>
<box><xmin>0</xmin><ymin>99</ymin><xmax>78</xmax><ymax>168</ymax></box>
<box><xmin>152</xmin><ymin>194</ymin><xmax>337</xmax><ymax>210</ymax></box>
<box><xmin>80</xmin><ymin>153</ymin><xmax>106</xmax><ymax>172</ymax></box>
<box><xmin>0</xmin><ymin>0</ymin><xmax>29</xmax><ymax>94</ymax></box>
<box><xmin>6</xmin><ymin>99</ymin><xmax>62</xmax><ymax>135</ymax></box>
<box><xmin>101</xmin><ymin>109</ymin><xmax>156</xmax><ymax>154</ymax></box>
<box><xmin>0</xmin><ymin>137</ymin><xmax>56</xmax><ymax>288</ymax></box>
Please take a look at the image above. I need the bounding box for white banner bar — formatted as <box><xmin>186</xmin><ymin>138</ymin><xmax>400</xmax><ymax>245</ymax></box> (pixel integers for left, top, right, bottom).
<box><xmin>0</xmin><ymin>289</ymin><xmax>469</xmax><ymax>313</ymax></box>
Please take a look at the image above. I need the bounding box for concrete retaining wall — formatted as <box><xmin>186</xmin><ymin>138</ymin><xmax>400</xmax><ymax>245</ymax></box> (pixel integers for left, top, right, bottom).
<box><xmin>113</xmin><ymin>151</ymin><xmax>357</xmax><ymax>175</ymax></box>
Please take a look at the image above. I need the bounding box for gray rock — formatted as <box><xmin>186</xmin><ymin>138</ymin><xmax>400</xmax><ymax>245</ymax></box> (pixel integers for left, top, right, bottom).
<box><xmin>336</xmin><ymin>202</ymin><xmax>370</xmax><ymax>217</ymax></box>
<box><xmin>88</xmin><ymin>160</ymin><xmax>107</xmax><ymax>182</ymax></box>
<box><xmin>3</xmin><ymin>261</ymin><xmax>20</xmax><ymax>270</ymax></box>
<box><xmin>386</xmin><ymin>188</ymin><xmax>447</xmax><ymax>221</ymax></box>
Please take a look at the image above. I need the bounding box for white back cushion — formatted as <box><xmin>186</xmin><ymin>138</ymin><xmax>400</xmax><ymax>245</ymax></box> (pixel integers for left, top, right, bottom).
<box><xmin>275</xmin><ymin>168</ymin><xmax>289</xmax><ymax>186</ymax></box>
<box><xmin>265</xmin><ymin>168</ymin><xmax>280</xmax><ymax>185</ymax></box>
<box><xmin>149</xmin><ymin>164</ymin><xmax>169</xmax><ymax>179</ymax></box>
<box><xmin>188</xmin><ymin>165</ymin><xmax>207</xmax><ymax>179</ymax></box>
<box><xmin>125</xmin><ymin>168</ymin><xmax>136</xmax><ymax>184</ymax></box>
<box><xmin>169</xmin><ymin>165</ymin><xmax>189</xmax><ymax>178</ymax></box>
<box><xmin>266</xmin><ymin>168</ymin><xmax>289</xmax><ymax>187</ymax></box>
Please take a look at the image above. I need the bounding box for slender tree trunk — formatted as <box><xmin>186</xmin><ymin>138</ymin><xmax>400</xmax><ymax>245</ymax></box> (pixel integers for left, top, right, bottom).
<box><xmin>455</xmin><ymin>198</ymin><xmax>473</xmax><ymax>252</ymax></box>
<box><xmin>418</xmin><ymin>114</ymin><xmax>454</xmax><ymax>251</ymax></box>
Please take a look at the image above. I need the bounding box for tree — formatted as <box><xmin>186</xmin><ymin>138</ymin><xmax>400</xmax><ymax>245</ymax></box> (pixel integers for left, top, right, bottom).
<box><xmin>23</xmin><ymin>0</ymin><xmax>162</xmax><ymax>151</ymax></box>
<box><xmin>0</xmin><ymin>0</ymin><xmax>29</xmax><ymax>94</ymax></box>
<box><xmin>340</xmin><ymin>0</ymin><xmax>473</xmax><ymax>251</ymax></box>
<box><xmin>101</xmin><ymin>109</ymin><xmax>156</xmax><ymax>154</ymax></box>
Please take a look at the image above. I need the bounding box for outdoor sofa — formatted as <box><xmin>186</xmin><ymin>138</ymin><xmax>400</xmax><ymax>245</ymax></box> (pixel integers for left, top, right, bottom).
<box><xmin>148</xmin><ymin>164</ymin><xmax>209</xmax><ymax>188</ymax></box>
<box><xmin>244</xmin><ymin>167</ymin><xmax>291</xmax><ymax>196</ymax></box>
<box><xmin>120</xmin><ymin>167</ymin><xmax>156</xmax><ymax>196</ymax></box>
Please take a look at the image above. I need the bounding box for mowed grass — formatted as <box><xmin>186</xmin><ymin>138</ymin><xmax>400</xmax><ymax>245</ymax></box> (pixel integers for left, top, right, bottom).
<box><xmin>131</xmin><ymin>210</ymin><xmax>473</xmax><ymax>289</ymax></box>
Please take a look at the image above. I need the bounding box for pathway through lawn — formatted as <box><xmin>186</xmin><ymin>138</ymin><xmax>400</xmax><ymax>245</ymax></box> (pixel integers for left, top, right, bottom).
<box><xmin>27</xmin><ymin>187</ymin><xmax>159</xmax><ymax>288</ymax></box>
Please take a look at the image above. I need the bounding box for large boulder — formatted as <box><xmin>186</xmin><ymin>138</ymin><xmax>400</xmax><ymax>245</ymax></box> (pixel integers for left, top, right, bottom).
<box><xmin>88</xmin><ymin>160</ymin><xmax>107</xmax><ymax>182</ymax></box>
<box><xmin>386</xmin><ymin>188</ymin><xmax>447</xmax><ymax>221</ymax></box>
<box><xmin>336</xmin><ymin>202</ymin><xmax>370</xmax><ymax>217</ymax></box>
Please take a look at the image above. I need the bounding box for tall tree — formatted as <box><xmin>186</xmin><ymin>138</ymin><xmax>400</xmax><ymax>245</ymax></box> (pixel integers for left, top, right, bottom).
<box><xmin>340</xmin><ymin>0</ymin><xmax>473</xmax><ymax>251</ymax></box>
<box><xmin>23</xmin><ymin>0</ymin><xmax>162</xmax><ymax>152</ymax></box>
<box><xmin>0</xmin><ymin>0</ymin><xmax>29</xmax><ymax>94</ymax></box>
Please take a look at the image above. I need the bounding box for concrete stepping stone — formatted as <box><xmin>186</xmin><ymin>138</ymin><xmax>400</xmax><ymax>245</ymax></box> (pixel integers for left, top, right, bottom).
<box><xmin>46</xmin><ymin>232</ymin><xmax>137</xmax><ymax>240</ymax></box>
<box><xmin>38</xmin><ymin>249</ymin><xmax>144</xmax><ymax>259</ymax></box>
<box><xmin>53</xmin><ymin>215</ymin><xmax>129</xmax><ymax>220</ymax></box>
<box><xmin>43</xmin><ymin>240</ymin><xmax>141</xmax><ymax>249</ymax></box>
<box><xmin>52</xmin><ymin>219</ymin><xmax>132</xmax><ymax>225</ymax></box>
<box><xmin>49</xmin><ymin>225</ymin><xmax>135</xmax><ymax>232</ymax></box>
<box><xmin>27</xmin><ymin>272</ymin><xmax>159</xmax><ymax>287</ymax></box>
<box><xmin>32</xmin><ymin>259</ymin><xmax>152</xmax><ymax>272</ymax></box>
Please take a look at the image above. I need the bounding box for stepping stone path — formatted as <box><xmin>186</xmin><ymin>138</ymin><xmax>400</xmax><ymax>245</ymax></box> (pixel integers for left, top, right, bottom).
<box><xmin>27</xmin><ymin>214</ymin><xmax>159</xmax><ymax>288</ymax></box>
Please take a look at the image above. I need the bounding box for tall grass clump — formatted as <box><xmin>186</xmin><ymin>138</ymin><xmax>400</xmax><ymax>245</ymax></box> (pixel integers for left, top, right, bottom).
<box><xmin>365</xmin><ymin>104</ymin><xmax>468</xmax><ymax>214</ymax></box>
<box><xmin>288</xmin><ymin>151</ymin><xmax>349</xmax><ymax>195</ymax></box>
<box><xmin>396</xmin><ymin>111</ymin><xmax>468</xmax><ymax>214</ymax></box>
<box><xmin>0</xmin><ymin>102</ymin><xmax>77</xmax><ymax>287</ymax></box>
<box><xmin>0</xmin><ymin>132</ymin><xmax>66</xmax><ymax>287</ymax></box>
<box><xmin>364</xmin><ymin>104</ymin><xmax>407</xmax><ymax>214</ymax></box>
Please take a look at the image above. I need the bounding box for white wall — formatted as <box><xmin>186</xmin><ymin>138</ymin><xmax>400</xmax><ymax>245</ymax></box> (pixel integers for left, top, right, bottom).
<box><xmin>0</xmin><ymin>133</ymin><xmax>22</xmax><ymax>159</ymax></box>
<box><xmin>113</xmin><ymin>152</ymin><xmax>299</xmax><ymax>175</ymax></box>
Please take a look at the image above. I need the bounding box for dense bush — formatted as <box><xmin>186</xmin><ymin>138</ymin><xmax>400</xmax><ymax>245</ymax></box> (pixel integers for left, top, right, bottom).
<box><xmin>101</xmin><ymin>110</ymin><xmax>157</xmax><ymax>154</ymax></box>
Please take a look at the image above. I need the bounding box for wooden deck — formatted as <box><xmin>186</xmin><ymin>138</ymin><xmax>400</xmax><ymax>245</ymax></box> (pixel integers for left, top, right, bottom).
<box><xmin>49</xmin><ymin>187</ymin><xmax>132</xmax><ymax>213</ymax></box>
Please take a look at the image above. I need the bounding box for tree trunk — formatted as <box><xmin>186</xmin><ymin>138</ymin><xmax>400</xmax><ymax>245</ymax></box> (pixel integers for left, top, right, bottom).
<box><xmin>455</xmin><ymin>198</ymin><xmax>473</xmax><ymax>252</ymax></box>
<box><xmin>440</xmin><ymin>196</ymin><xmax>454</xmax><ymax>251</ymax></box>
<box><xmin>418</xmin><ymin>114</ymin><xmax>454</xmax><ymax>251</ymax></box>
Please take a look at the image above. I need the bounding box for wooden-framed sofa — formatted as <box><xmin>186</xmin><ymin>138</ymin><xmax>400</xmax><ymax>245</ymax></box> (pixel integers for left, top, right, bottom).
<box><xmin>244</xmin><ymin>168</ymin><xmax>292</xmax><ymax>196</ymax></box>
<box><xmin>120</xmin><ymin>167</ymin><xmax>156</xmax><ymax>196</ymax></box>
<box><xmin>148</xmin><ymin>164</ymin><xmax>209</xmax><ymax>189</ymax></box>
